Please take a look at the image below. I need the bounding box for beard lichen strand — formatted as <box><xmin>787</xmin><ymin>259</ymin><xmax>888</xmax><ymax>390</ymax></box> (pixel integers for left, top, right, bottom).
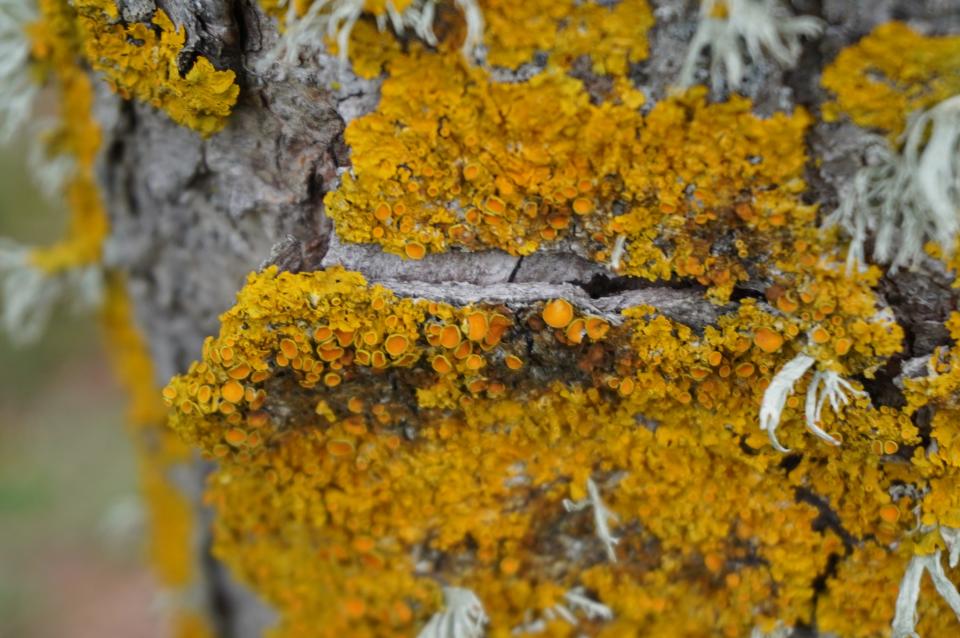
<box><xmin>160</xmin><ymin>263</ymin><xmax>928</xmax><ymax>637</ymax></box>
<box><xmin>676</xmin><ymin>0</ymin><xmax>822</xmax><ymax>93</ymax></box>
<box><xmin>2</xmin><ymin>0</ymin><xmax>242</xmax><ymax>342</ymax></box>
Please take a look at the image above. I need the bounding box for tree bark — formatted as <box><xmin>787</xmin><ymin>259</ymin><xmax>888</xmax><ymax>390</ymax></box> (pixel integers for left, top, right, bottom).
<box><xmin>89</xmin><ymin>0</ymin><xmax>960</xmax><ymax>635</ymax></box>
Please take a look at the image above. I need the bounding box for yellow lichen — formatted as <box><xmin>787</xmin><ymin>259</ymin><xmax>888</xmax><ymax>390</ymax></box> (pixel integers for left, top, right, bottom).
<box><xmin>325</xmin><ymin>30</ymin><xmax>819</xmax><ymax>301</ymax></box>
<box><xmin>73</xmin><ymin>1</ymin><xmax>239</xmax><ymax>136</ymax></box>
<box><xmin>822</xmin><ymin>22</ymin><xmax>960</xmax><ymax>135</ymax></box>
<box><xmin>102</xmin><ymin>275</ymin><xmax>209</xmax><ymax>625</ymax></box>
<box><xmin>481</xmin><ymin>0</ymin><xmax>654</xmax><ymax>75</ymax></box>
<box><xmin>161</xmin><ymin>263</ymin><xmax>925</xmax><ymax>637</ymax></box>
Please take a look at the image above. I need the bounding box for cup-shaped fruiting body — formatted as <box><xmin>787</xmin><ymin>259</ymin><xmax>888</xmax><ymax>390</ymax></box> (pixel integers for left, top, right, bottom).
<box><xmin>826</xmin><ymin>96</ymin><xmax>960</xmax><ymax>272</ymax></box>
<box><xmin>677</xmin><ymin>0</ymin><xmax>822</xmax><ymax>93</ymax></box>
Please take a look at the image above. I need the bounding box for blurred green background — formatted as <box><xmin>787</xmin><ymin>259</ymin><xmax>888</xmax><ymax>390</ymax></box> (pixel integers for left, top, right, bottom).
<box><xmin>0</xmin><ymin>143</ymin><xmax>165</xmax><ymax>637</ymax></box>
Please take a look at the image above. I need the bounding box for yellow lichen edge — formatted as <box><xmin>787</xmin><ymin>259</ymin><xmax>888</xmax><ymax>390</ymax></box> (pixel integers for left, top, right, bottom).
<box><xmin>158</xmin><ymin>266</ymin><xmax>953</xmax><ymax>638</ymax></box>
<box><xmin>72</xmin><ymin>0</ymin><xmax>239</xmax><ymax>137</ymax></box>
<box><xmin>0</xmin><ymin>0</ymin><xmax>108</xmax><ymax>344</ymax></box>
<box><xmin>821</xmin><ymin>21</ymin><xmax>960</xmax><ymax>136</ymax></box>
<box><xmin>102</xmin><ymin>274</ymin><xmax>213</xmax><ymax>633</ymax></box>
<box><xmin>24</xmin><ymin>0</ymin><xmax>107</xmax><ymax>273</ymax></box>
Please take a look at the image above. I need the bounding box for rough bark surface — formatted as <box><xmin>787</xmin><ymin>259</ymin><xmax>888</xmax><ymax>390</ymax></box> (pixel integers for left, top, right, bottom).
<box><xmin>94</xmin><ymin>0</ymin><xmax>960</xmax><ymax>634</ymax></box>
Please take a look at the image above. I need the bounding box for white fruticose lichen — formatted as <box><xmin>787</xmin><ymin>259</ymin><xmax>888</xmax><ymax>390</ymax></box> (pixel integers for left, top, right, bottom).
<box><xmin>27</xmin><ymin>131</ymin><xmax>76</xmax><ymax>196</ymax></box>
<box><xmin>941</xmin><ymin>526</ymin><xmax>960</xmax><ymax>569</ymax></box>
<box><xmin>892</xmin><ymin>546</ymin><xmax>960</xmax><ymax>638</ymax></box>
<box><xmin>677</xmin><ymin>0</ymin><xmax>822</xmax><ymax>92</ymax></box>
<box><xmin>563</xmin><ymin>477</ymin><xmax>620</xmax><ymax>563</ymax></box>
<box><xmin>560</xmin><ymin>587</ymin><xmax>614</xmax><ymax>623</ymax></box>
<box><xmin>0</xmin><ymin>240</ymin><xmax>103</xmax><ymax>345</ymax></box>
<box><xmin>1</xmin><ymin>0</ymin><xmax>75</xmax><ymax>196</ymax></box>
<box><xmin>759</xmin><ymin>353</ymin><xmax>867</xmax><ymax>452</ymax></box>
<box><xmin>608</xmin><ymin>234</ymin><xmax>627</xmax><ymax>272</ymax></box>
<box><xmin>266</xmin><ymin>0</ymin><xmax>483</xmax><ymax>69</ymax></box>
<box><xmin>750</xmin><ymin>623</ymin><xmax>793</xmax><ymax>638</ymax></box>
<box><xmin>417</xmin><ymin>586</ymin><xmax>488</xmax><ymax>638</ymax></box>
<box><xmin>511</xmin><ymin>587</ymin><xmax>613</xmax><ymax>635</ymax></box>
<box><xmin>825</xmin><ymin>95</ymin><xmax>960</xmax><ymax>272</ymax></box>
<box><xmin>0</xmin><ymin>0</ymin><xmax>38</xmax><ymax>143</ymax></box>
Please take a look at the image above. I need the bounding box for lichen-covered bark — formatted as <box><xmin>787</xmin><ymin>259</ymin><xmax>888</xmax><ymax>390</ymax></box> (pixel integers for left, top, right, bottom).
<box><xmin>89</xmin><ymin>0</ymin><xmax>960</xmax><ymax>635</ymax></box>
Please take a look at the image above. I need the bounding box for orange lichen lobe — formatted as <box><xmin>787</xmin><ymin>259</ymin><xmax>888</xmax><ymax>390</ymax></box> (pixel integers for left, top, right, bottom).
<box><xmin>67</xmin><ymin>1</ymin><xmax>239</xmax><ymax>136</ymax></box>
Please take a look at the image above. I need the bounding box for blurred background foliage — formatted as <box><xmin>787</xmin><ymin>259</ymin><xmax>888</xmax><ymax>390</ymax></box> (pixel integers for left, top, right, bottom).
<box><xmin>0</xmin><ymin>142</ymin><xmax>163</xmax><ymax>637</ymax></box>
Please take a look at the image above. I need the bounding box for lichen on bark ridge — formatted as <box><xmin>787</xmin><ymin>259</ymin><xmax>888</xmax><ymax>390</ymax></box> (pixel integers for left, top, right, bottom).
<box><xmin>5</xmin><ymin>0</ymin><xmax>960</xmax><ymax>637</ymax></box>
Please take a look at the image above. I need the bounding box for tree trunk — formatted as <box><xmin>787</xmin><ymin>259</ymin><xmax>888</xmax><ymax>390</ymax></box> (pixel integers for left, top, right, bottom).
<box><xmin>32</xmin><ymin>0</ymin><xmax>960</xmax><ymax>636</ymax></box>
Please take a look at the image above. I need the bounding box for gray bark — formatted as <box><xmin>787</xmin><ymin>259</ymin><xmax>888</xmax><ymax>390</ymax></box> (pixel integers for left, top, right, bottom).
<box><xmin>94</xmin><ymin>0</ymin><xmax>960</xmax><ymax>635</ymax></box>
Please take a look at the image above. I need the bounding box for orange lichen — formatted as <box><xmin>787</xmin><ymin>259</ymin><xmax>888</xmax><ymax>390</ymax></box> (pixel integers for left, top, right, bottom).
<box><xmin>72</xmin><ymin>1</ymin><xmax>238</xmax><ymax>136</ymax></box>
<box><xmin>754</xmin><ymin>328</ymin><xmax>784</xmax><ymax>354</ymax></box>
<box><xmin>11</xmin><ymin>2</ymin><xmax>932</xmax><ymax>635</ymax></box>
<box><xmin>542</xmin><ymin>299</ymin><xmax>574</xmax><ymax>329</ymax></box>
<box><xmin>326</xmin><ymin>23</ymin><xmax>818</xmax><ymax>300</ymax></box>
<box><xmin>159</xmin><ymin>260</ymin><xmax>924</xmax><ymax>637</ymax></box>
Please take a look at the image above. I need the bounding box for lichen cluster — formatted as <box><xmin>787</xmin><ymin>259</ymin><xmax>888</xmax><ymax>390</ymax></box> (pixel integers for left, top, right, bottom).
<box><xmin>6</xmin><ymin>0</ymin><xmax>239</xmax><ymax>329</ymax></box>
<box><xmin>5</xmin><ymin>0</ymin><xmax>958</xmax><ymax>635</ymax></box>
<box><xmin>822</xmin><ymin>22</ymin><xmax>960</xmax><ymax>136</ymax></box>
<box><xmin>324</xmin><ymin>9</ymin><xmax>823</xmax><ymax>302</ymax></box>
<box><xmin>70</xmin><ymin>0</ymin><xmax>239</xmax><ymax>136</ymax></box>
<box><xmin>160</xmin><ymin>6</ymin><xmax>960</xmax><ymax>637</ymax></box>
<box><xmin>162</xmin><ymin>259</ymin><xmax>943</xmax><ymax>637</ymax></box>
